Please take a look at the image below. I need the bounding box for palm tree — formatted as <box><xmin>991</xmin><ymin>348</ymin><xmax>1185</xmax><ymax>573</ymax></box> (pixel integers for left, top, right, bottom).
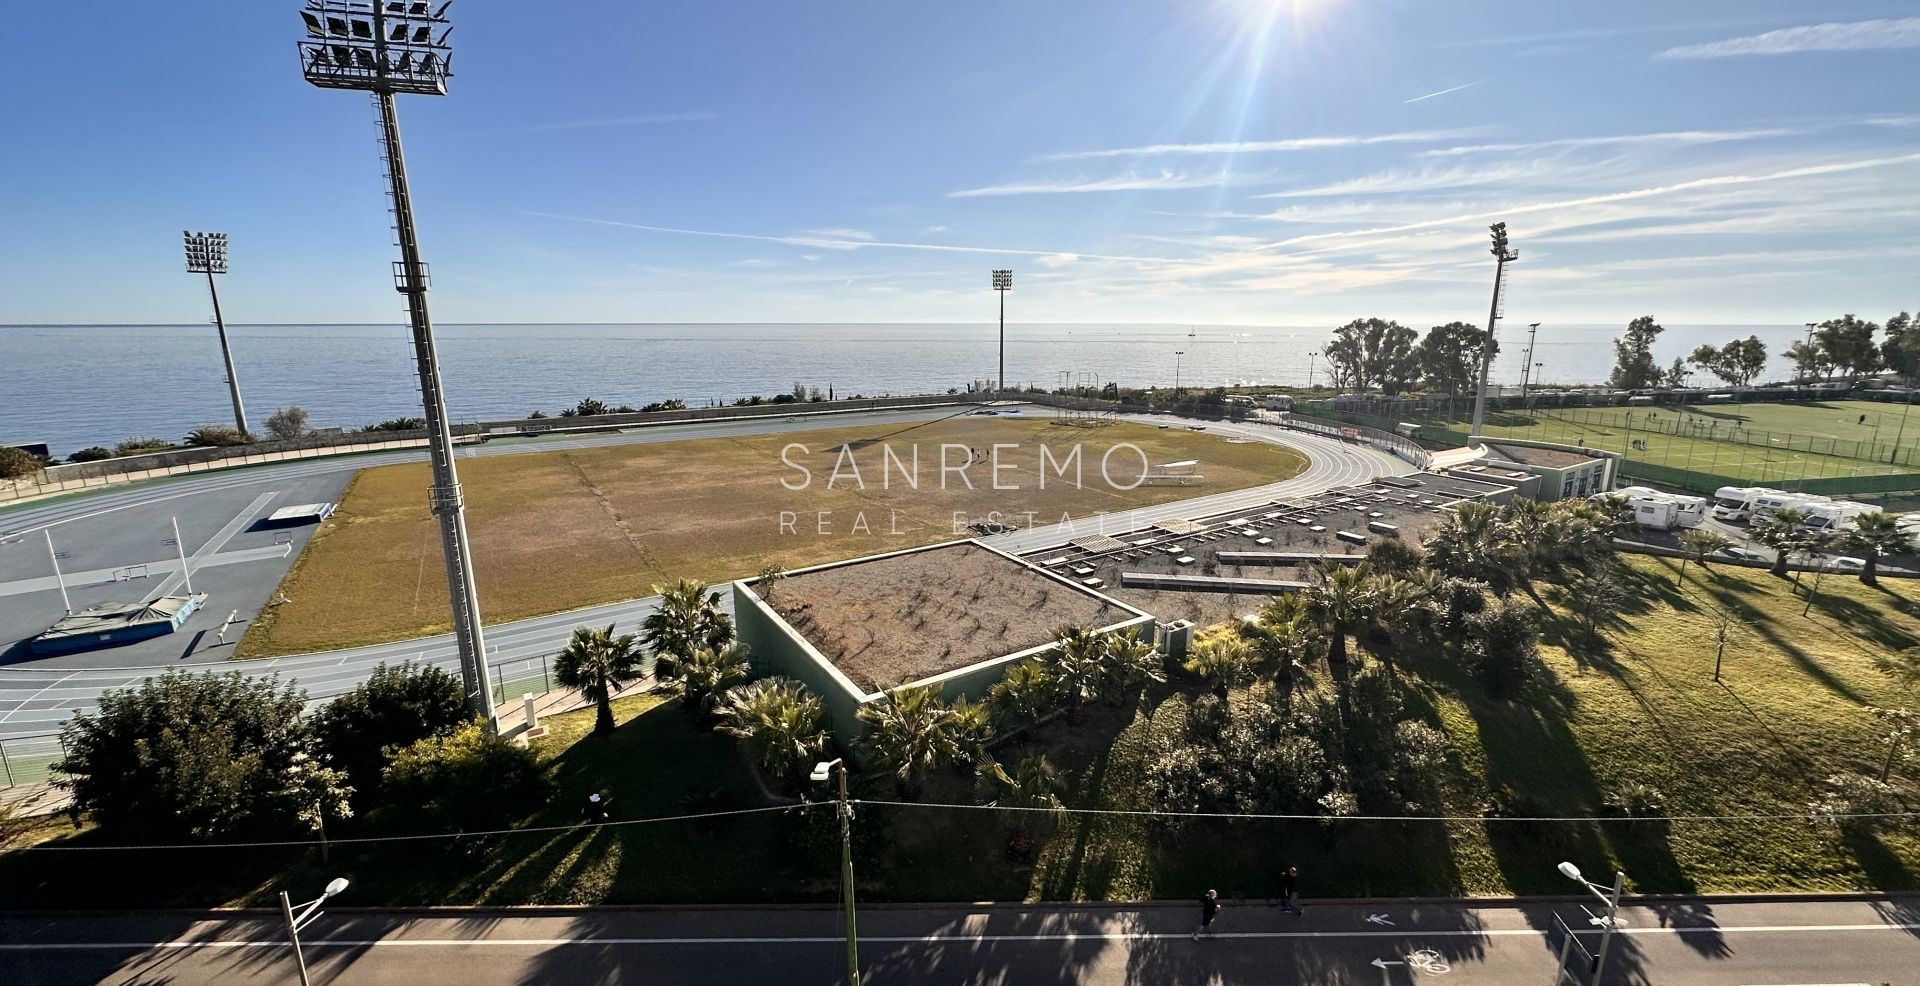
<box><xmin>1677</xmin><ymin>528</ymin><xmax>1734</xmax><ymax>584</ymax></box>
<box><xmin>1102</xmin><ymin>634</ymin><xmax>1167</xmax><ymax>698</ymax></box>
<box><xmin>1306</xmin><ymin>565</ymin><xmax>1374</xmax><ymax>665</ymax></box>
<box><xmin>856</xmin><ymin>686</ymin><xmax>965</xmax><ymax>790</ymax></box>
<box><xmin>1426</xmin><ymin>501</ymin><xmax>1526</xmax><ymax>596</ymax></box>
<box><xmin>980</xmin><ymin>752</ymin><xmax>1067</xmax><ymax>858</ymax></box>
<box><xmin>987</xmin><ymin>660</ymin><xmax>1060</xmax><ymax>731</ymax></box>
<box><xmin>1840</xmin><ymin>511</ymin><xmax>1913</xmax><ymax>586</ymax></box>
<box><xmin>1045</xmin><ymin>626</ymin><xmax>1109</xmax><ymax>721</ymax></box>
<box><xmin>662</xmin><ymin>642</ymin><xmax>753</xmax><ymax>717</ymax></box>
<box><xmin>554</xmin><ymin>623</ymin><xmax>646</xmax><ymax>735</ymax></box>
<box><xmin>1243</xmin><ymin>595</ymin><xmax>1322</xmax><ymax>710</ymax></box>
<box><xmin>716</xmin><ymin>677</ymin><xmax>827</xmax><ymax>784</ymax></box>
<box><xmin>1183</xmin><ymin>637</ymin><xmax>1256</xmax><ymax>701</ymax></box>
<box><xmin>642</xmin><ymin>579</ymin><xmax>735</xmax><ymax>683</ymax></box>
<box><xmin>1753</xmin><ymin>508</ymin><xmax>1812</xmax><ymax>577</ymax></box>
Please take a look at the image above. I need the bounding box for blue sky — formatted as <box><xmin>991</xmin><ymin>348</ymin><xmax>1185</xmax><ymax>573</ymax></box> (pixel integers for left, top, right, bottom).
<box><xmin>3</xmin><ymin>1</ymin><xmax>1917</xmax><ymax>326</ymax></box>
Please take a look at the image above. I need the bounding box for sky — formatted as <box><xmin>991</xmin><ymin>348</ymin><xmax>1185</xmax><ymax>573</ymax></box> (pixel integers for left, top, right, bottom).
<box><xmin>2</xmin><ymin>0</ymin><xmax>1917</xmax><ymax>327</ymax></box>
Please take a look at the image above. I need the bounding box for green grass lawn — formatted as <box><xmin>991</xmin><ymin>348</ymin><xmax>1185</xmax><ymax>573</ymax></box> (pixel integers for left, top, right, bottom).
<box><xmin>5</xmin><ymin>556</ymin><xmax>1916</xmax><ymax>907</ymax></box>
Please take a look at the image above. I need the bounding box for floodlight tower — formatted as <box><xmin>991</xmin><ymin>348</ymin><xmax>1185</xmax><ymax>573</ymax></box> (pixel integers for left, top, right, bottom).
<box><xmin>1518</xmin><ymin>322</ymin><xmax>1541</xmax><ymax>398</ymax></box>
<box><xmin>297</xmin><ymin>0</ymin><xmax>495</xmax><ymax>729</ymax></box>
<box><xmin>183</xmin><ymin>231</ymin><xmax>249</xmax><ymax>436</ymax></box>
<box><xmin>992</xmin><ymin>270</ymin><xmax>1013</xmax><ymax>398</ymax></box>
<box><xmin>1470</xmin><ymin>222</ymin><xmax>1519</xmax><ymax>440</ymax></box>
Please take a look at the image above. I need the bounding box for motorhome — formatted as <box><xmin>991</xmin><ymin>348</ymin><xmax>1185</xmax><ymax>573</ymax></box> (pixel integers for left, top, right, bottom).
<box><xmin>1802</xmin><ymin>500</ymin><xmax>1873</xmax><ymax>532</ymax></box>
<box><xmin>1749</xmin><ymin>492</ymin><xmax>1823</xmax><ymax>523</ymax></box>
<box><xmin>1264</xmin><ymin>394</ymin><xmax>1294</xmax><ymax>411</ymax></box>
<box><xmin>1710</xmin><ymin>486</ymin><xmax>1772</xmax><ymax>522</ymax></box>
<box><xmin>1597</xmin><ymin>487</ymin><xmax>1707</xmax><ymax>530</ymax></box>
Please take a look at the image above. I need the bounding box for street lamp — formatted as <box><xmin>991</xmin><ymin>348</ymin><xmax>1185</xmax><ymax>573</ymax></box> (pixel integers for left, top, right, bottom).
<box><xmin>1519</xmin><ymin>322</ymin><xmax>1542</xmax><ymax>399</ymax></box>
<box><xmin>810</xmin><ymin>759</ymin><xmax>860</xmax><ymax>986</ymax></box>
<box><xmin>1471</xmin><ymin>222</ymin><xmax>1519</xmax><ymax>440</ymax></box>
<box><xmin>279</xmin><ymin>876</ymin><xmax>349</xmax><ymax>986</ymax></box>
<box><xmin>1174</xmin><ymin>350</ymin><xmax>1185</xmax><ymax>396</ymax></box>
<box><xmin>992</xmin><ymin>270</ymin><xmax>1013</xmax><ymax>399</ymax></box>
<box><xmin>183</xmin><ymin>231</ymin><xmax>249</xmax><ymax>436</ymax></box>
<box><xmin>1306</xmin><ymin>350</ymin><xmax>1319</xmax><ymax>392</ymax></box>
<box><xmin>297</xmin><ymin>0</ymin><xmax>496</xmax><ymax>730</ymax></box>
<box><xmin>1557</xmin><ymin>861</ymin><xmax>1624</xmax><ymax>986</ymax></box>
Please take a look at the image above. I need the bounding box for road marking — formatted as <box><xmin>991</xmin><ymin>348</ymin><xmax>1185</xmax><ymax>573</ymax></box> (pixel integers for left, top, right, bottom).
<box><xmin>144</xmin><ymin>491</ymin><xmax>279</xmax><ymax>601</ymax></box>
<box><xmin>6</xmin><ymin>922</ymin><xmax>1920</xmax><ymax>951</ymax></box>
<box><xmin>0</xmin><ymin>670</ymin><xmax>82</xmax><ymax>725</ymax></box>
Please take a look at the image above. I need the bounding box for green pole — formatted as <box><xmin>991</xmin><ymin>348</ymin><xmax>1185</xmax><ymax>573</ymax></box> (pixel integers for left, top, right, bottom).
<box><xmin>839</xmin><ymin>767</ymin><xmax>860</xmax><ymax>986</ymax></box>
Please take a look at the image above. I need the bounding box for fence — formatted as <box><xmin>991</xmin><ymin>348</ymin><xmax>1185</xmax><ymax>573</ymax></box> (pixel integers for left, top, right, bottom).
<box><xmin>1269</xmin><ymin>413</ymin><xmax>1433</xmax><ymax>469</ymax></box>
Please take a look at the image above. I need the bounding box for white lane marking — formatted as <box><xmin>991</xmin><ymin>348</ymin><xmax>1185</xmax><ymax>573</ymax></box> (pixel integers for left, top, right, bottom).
<box><xmin>0</xmin><ymin>669</ymin><xmax>82</xmax><ymax>725</ymax></box>
<box><xmin>6</xmin><ymin>922</ymin><xmax>1920</xmax><ymax>951</ymax></box>
<box><xmin>143</xmin><ymin>491</ymin><xmax>280</xmax><ymax>602</ymax></box>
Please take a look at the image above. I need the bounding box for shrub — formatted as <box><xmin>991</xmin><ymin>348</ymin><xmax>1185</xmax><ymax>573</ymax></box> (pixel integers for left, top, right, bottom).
<box><xmin>380</xmin><ymin>722</ymin><xmax>551</xmax><ymax>833</ymax></box>
<box><xmin>1464</xmin><ymin>598</ymin><xmax>1541</xmax><ymax>694</ymax></box>
<box><xmin>363</xmin><ymin>417</ymin><xmax>427</xmax><ymax>432</ymax></box>
<box><xmin>113</xmin><ymin>437</ymin><xmax>175</xmax><ymax>456</ymax></box>
<box><xmin>1602</xmin><ymin>780</ymin><xmax>1666</xmax><ymax>818</ymax></box>
<box><xmin>183</xmin><ymin>425</ymin><xmax>253</xmax><ymax>447</ymax></box>
<box><xmin>1807</xmin><ymin>772</ymin><xmax>1906</xmax><ymax>833</ymax></box>
<box><xmin>66</xmin><ymin>446</ymin><xmax>113</xmax><ymax>464</ymax></box>
<box><xmin>264</xmin><ymin>405</ymin><xmax>311</xmax><ymax>440</ymax></box>
<box><xmin>0</xmin><ymin>446</ymin><xmax>41</xmax><ymax>479</ymax></box>
<box><xmin>57</xmin><ymin>670</ymin><xmax>309</xmax><ymax>839</ymax></box>
<box><xmin>310</xmin><ymin>662</ymin><xmax>470</xmax><ymax>797</ymax></box>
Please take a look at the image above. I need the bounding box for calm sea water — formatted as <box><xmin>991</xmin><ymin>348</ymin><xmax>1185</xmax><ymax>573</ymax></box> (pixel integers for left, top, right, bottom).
<box><xmin>3</xmin><ymin>322</ymin><xmax>1808</xmax><ymax>456</ymax></box>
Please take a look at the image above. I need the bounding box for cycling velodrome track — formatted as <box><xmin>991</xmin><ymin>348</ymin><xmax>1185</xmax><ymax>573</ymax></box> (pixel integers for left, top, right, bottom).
<box><xmin>0</xmin><ymin>406</ymin><xmax>1410</xmax><ymax>747</ymax></box>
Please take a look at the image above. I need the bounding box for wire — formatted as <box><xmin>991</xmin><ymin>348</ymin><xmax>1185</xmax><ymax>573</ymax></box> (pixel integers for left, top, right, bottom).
<box><xmin>855</xmin><ymin>798</ymin><xmax>1920</xmax><ymax>824</ymax></box>
<box><xmin>15</xmin><ymin>802</ymin><xmax>819</xmax><ymax>852</ymax></box>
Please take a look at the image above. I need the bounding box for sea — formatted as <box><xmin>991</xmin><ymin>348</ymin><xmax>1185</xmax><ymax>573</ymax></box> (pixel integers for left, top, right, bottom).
<box><xmin>2</xmin><ymin>322</ymin><xmax>1811</xmax><ymax>457</ymax></box>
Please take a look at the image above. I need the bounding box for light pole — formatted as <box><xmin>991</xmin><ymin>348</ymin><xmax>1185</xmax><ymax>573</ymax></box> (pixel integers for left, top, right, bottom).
<box><xmin>992</xmin><ymin>270</ymin><xmax>1013</xmax><ymax>399</ymax></box>
<box><xmin>1306</xmin><ymin>350</ymin><xmax>1319</xmax><ymax>392</ymax></box>
<box><xmin>1557</xmin><ymin>861</ymin><xmax>1624</xmax><ymax>986</ymax></box>
<box><xmin>44</xmin><ymin>530</ymin><xmax>72</xmax><ymax>615</ymax></box>
<box><xmin>183</xmin><ymin>231</ymin><xmax>249</xmax><ymax>436</ymax></box>
<box><xmin>810</xmin><ymin>759</ymin><xmax>859</xmax><ymax>986</ymax></box>
<box><xmin>1471</xmin><ymin>222</ymin><xmax>1519</xmax><ymax>440</ymax></box>
<box><xmin>279</xmin><ymin>876</ymin><xmax>349</xmax><ymax>986</ymax></box>
<box><xmin>1520</xmin><ymin>322</ymin><xmax>1541</xmax><ymax>398</ymax></box>
<box><xmin>298</xmin><ymin>0</ymin><xmax>496</xmax><ymax>729</ymax></box>
<box><xmin>1891</xmin><ymin>388</ymin><xmax>1914</xmax><ymax>465</ymax></box>
<box><xmin>1174</xmin><ymin>350</ymin><xmax>1185</xmax><ymax>397</ymax></box>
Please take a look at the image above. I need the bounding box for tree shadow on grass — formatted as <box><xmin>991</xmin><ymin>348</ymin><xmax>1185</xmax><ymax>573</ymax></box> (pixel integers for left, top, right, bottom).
<box><xmin>1845</xmin><ymin>827</ymin><xmax>1920</xmax><ymax>895</ymax></box>
<box><xmin>1802</xmin><ymin>590</ymin><xmax>1919</xmax><ymax>654</ymax></box>
<box><xmin>1698</xmin><ymin>580</ymin><xmax>1868</xmax><ymax>705</ymax></box>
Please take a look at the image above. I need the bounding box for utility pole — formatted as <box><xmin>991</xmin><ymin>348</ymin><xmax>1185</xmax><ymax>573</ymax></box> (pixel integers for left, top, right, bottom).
<box><xmin>183</xmin><ymin>231</ymin><xmax>249</xmax><ymax>436</ymax></box>
<box><xmin>1519</xmin><ymin>322</ymin><xmax>1541</xmax><ymax>398</ymax></box>
<box><xmin>298</xmin><ymin>0</ymin><xmax>496</xmax><ymax>729</ymax></box>
<box><xmin>44</xmin><ymin>530</ymin><xmax>71</xmax><ymax>616</ymax></box>
<box><xmin>1174</xmin><ymin>350</ymin><xmax>1185</xmax><ymax>396</ymax></box>
<box><xmin>1471</xmin><ymin>222</ymin><xmax>1519</xmax><ymax>440</ymax></box>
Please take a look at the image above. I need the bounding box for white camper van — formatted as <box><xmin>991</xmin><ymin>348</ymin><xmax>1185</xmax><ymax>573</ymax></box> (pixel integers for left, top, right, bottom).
<box><xmin>1598</xmin><ymin>488</ymin><xmax>1707</xmax><ymax>530</ymax></box>
<box><xmin>1802</xmin><ymin>500</ymin><xmax>1873</xmax><ymax>532</ymax></box>
<box><xmin>1710</xmin><ymin>486</ymin><xmax>1769</xmax><ymax>523</ymax></box>
<box><xmin>1749</xmin><ymin>492</ymin><xmax>1823</xmax><ymax>524</ymax></box>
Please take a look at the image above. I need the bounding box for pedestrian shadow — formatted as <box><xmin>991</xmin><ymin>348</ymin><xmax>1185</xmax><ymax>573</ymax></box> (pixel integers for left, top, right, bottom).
<box><xmin>1123</xmin><ymin>901</ymin><xmax>1489</xmax><ymax>985</ymax></box>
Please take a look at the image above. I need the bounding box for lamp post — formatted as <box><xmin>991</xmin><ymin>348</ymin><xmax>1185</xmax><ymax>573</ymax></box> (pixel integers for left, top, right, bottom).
<box><xmin>279</xmin><ymin>876</ymin><xmax>349</xmax><ymax>986</ymax></box>
<box><xmin>811</xmin><ymin>759</ymin><xmax>859</xmax><ymax>986</ymax></box>
<box><xmin>991</xmin><ymin>270</ymin><xmax>1013</xmax><ymax>399</ymax></box>
<box><xmin>297</xmin><ymin>0</ymin><xmax>495</xmax><ymax>730</ymax></box>
<box><xmin>1520</xmin><ymin>322</ymin><xmax>1541</xmax><ymax>399</ymax></box>
<box><xmin>1306</xmin><ymin>350</ymin><xmax>1319</xmax><ymax>392</ymax></box>
<box><xmin>183</xmin><ymin>231</ymin><xmax>249</xmax><ymax>436</ymax></box>
<box><xmin>1174</xmin><ymin>350</ymin><xmax>1185</xmax><ymax>396</ymax></box>
<box><xmin>1471</xmin><ymin>222</ymin><xmax>1519</xmax><ymax>440</ymax></box>
<box><xmin>1557</xmin><ymin>861</ymin><xmax>1624</xmax><ymax>986</ymax></box>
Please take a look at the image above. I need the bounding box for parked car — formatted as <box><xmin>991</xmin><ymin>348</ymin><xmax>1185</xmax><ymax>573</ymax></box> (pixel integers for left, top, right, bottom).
<box><xmin>1825</xmin><ymin>556</ymin><xmax>1868</xmax><ymax>573</ymax></box>
<box><xmin>1715</xmin><ymin>546</ymin><xmax>1769</xmax><ymax>563</ymax></box>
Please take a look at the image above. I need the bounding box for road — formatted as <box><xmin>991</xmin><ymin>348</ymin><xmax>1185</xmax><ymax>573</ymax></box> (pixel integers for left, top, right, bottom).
<box><xmin>0</xmin><ymin>410</ymin><xmax>1408</xmax><ymax>744</ymax></box>
<box><xmin>1</xmin><ymin>898</ymin><xmax>1912</xmax><ymax>985</ymax></box>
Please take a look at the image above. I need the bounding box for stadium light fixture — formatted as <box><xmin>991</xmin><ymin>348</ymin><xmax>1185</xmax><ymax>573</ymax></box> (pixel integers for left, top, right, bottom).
<box><xmin>183</xmin><ymin>231</ymin><xmax>249</xmax><ymax>436</ymax></box>
<box><xmin>991</xmin><ymin>270</ymin><xmax>1013</xmax><ymax>400</ymax></box>
<box><xmin>295</xmin><ymin>0</ymin><xmax>495</xmax><ymax>730</ymax></box>
<box><xmin>1470</xmin><ymin>222</ymin><xmax>1519</xmax><ymax>440</ymax></box>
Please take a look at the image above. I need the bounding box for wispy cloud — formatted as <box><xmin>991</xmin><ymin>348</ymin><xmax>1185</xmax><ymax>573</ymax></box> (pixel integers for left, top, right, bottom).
<box><xmin>1659</xmin><ymin>18</ymin><xmax>1920</xmax><ymax>58</ymax></box>
<box><xmin>947</xmin><ymin>172</ymin><xmax>1251</xmax><ymax>198</ymax></box>
<box><xmin>480</xmin><ymin>111</ymin><xmax>718</xmax><ymax>135</ymax></box>
<box><xmin>1036</xmin><ymin>129</ymin><xmax>1481</xmax><ymax>162</ymax></box>
<box><xmin>1423</xmin><ymin>128</ymin><xmax>1799</xmax><ymax>157</ymax></box>
<box><xmin>799</xmin><ymin>228</ymin><xmax>875</xmax><ymax>241</ymax></box>
<box><xmin>1403</xmin><ymin>82</ymin><xmax>1481</xmax><ymax>104</ymax></box>
<box><xmin>1254</xmin><ymin>159</ymin><xmax>1575</xmax><ymax>199</ymax></box>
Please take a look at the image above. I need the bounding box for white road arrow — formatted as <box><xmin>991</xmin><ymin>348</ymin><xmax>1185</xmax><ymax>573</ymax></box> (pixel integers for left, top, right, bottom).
<box><xmin>1366</xmin><ymin>913</ymin><xmax>1396</xmax><ymax>926</ymax></box>
<box><xmin>1372</xmin><ymin>958</ymin><xmax>1405</xmax><ymax>969</ymax></box>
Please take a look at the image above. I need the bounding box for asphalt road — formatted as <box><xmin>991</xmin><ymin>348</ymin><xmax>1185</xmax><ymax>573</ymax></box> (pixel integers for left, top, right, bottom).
<box><xmin>1</xmin><ymin>898</ymin><xmax>1912</xmax><ymax>985</ymax></box>
<box><xmin>0</xmin><ymin>409</ymin><xmax>1408</xmax><ymax>744</ymax></box>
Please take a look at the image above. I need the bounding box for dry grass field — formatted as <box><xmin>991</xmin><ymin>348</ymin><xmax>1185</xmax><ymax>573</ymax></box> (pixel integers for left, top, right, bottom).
<box><xmin>238</xmin><ymin>416</ymin><xmax>1307</xmax><ymax>656</ymax></box>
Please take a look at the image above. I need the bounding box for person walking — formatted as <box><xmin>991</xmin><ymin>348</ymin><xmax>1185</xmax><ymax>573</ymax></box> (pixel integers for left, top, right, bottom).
<box><xmin>1193</xmin><ymin>889</ymin><xmax>1221</xmax><ymax>939</ymax></box>
<box><xmin>1276</xmin><ymin>866</ymin><xmax>1303</xmax><ymax>915</ymax></box>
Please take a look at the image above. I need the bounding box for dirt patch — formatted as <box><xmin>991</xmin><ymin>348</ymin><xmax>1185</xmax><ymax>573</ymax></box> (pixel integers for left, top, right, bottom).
<box><xmin>767</xmin><ymin>543</ymin><xmax>1128</xmax><ymax>692</ymax></box>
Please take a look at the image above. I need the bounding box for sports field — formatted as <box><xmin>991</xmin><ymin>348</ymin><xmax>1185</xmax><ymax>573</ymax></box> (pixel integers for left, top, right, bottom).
<box><xmin>237</xmin><ymin>416</ymin><xmax>1308</xmax><ymax>657</ymax></box>
<box><xmin>1461</xmin><ymin>400</ymin><xmax>1920</xmax><ymax>484</ymax></box>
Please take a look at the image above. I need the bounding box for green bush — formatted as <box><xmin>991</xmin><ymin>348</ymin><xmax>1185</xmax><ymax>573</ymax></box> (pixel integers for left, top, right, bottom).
<box><xmin>362</xmin><ymin>417</ymin><xmax>427</xmax><ymax>432</ymax></box>
<box><xmin>66</xmin><ymin>446</ymin><xmax>114</xmax><ymax>463</ymax></box>
<box><xmin>311</xmin><ymin>662</ymin><xmax>471</xmax><ymax>797</ymax></box>
<box><xmin>183</xmin><ymin>425</ymin><xmax>254</xmax><ymax>448</ymax></box>
<box><xmin>1464</xmin><ymin>598</ymin><xmax>1541</xmax><ymax>694</ymax></box>
<box><xmin>56</xmin><ymin>670</ymin><xmax>309</xmax><ymax>840</ymax></box>
<box><xmin>0</xmin><ymin>446</ymin><xmax>41</xmax><ymax>479</ymax></box>
<box><xmin>112</xmin><ymin>437</ymin><xmax>175</xmax><ymax>456</ymax></box>
<box><xmin>380</xmin><ymin>722</ymin><xmax>551</xmax><ymax>833</ymax></box>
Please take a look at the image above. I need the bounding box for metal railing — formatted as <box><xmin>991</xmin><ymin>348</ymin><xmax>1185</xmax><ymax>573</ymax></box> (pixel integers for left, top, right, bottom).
<box><xmin>0</xmin><ymin>732</ymin><xmax>66</xmax><ymax>790</ymax></box>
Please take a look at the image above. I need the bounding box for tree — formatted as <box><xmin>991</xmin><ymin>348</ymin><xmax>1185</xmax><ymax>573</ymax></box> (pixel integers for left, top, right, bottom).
<box><xmin>1873</xmin><ymin>647</ymin><xmax>1920</xmax><ymax>694</ymax></box>
<box><xmin>1360</xmin><ymin>536</ymin><xmax>1425</xmax><ymax>576</ymax></box>
<box><xmin>1425</xmin><ymin>500</ymin><xmax>1525</xmax><ymax>595</ymax></box>
<box><xmin>1880</xmin><ymin>311</ymin><xmax>1919</xmax><ymax>383</ymax></box>
<box><xmin>1721</xmin><ymin>335</ymin><xmax>1768</xmax><ymax>386</ymax></box>
<box><xmin>276</xmin><ymin>748</ymin><xmax>352</xmax><ymax>860</ymax></box>
<box><xmin>310</xmin><ymin>661</ymin><xmax>469</xmax><ymax>796</ymax></box>
<box><xmin>381</xmin><ymin>721</ymin><xmax>550</xmax><ymax>832</ymax></box>
<box><xmin>1868</xmin><ymin>706</ymin><xmax>1918</xmax><ymax>782</ymax></box>
<box><xmin>1783</xmin><ymin>340</ymin><xmax>1823</xmax><ymax>384</ymax></box>
<box><xmin>184</xmin><ymin>425</ymin><xmax>253</xmax><ymax>447</ymax></box>
<box><xmin>856</xmin><ymin>686</ymin><xmax>970</xmax><ymax>789</ymax></box>
<box><xmin>1415</xmin><ymin>321</ymin><xmax>1495</xmax><ymax>397</ymax></box>
<box><xmin>1183</xmin><ymin>638</ymin><xmax>1257</xmax><ymax>701</ymax></box>
<box><xmin>987</xmin><ymin>660</ymin><xmax>1060</xmax><ymax>731</ymax></box>
<box><xmin>755</xmin><ymin>563</ymin><xmax>785</xmax><ymax>606</ymax></box>
<box><xmin>1815</xmin><ymin>315</ymin><xmax>1881</xmax><ymax>379</ymax></box>
<box><xmin>1242</xmin><ymin>594</ymin><xmax>1323</xmax><ymax>710</ymax></box>
<box><xmin>264</xmin><ymin>406</ymin><xmax>312</xmax><ymax>441</ymax></box>
<box><xmin>979</xmin><ymin>753</ymin><xmax>1067</xmax><ymax>858</ymax></box>
<box><xmin>554</xmin><ymin>623</ymin><xmax>647</xmax><ymax>735</ymax></box>
<box><xmin>1664</xmin><ymin>356</ymin><xmax>1690</xmax><ymax>389</ymax></box>
<box><xmin>1102</xmin><ymin>634</ymin><xmax>1167</xmax><ymax>697</ymax></box>
<box><xmin>56</xmin><ymin>670</ymin><xmax>309</xmax><ymax>839</ymax></box>
<box><xmin>1324</xmin><ymin>318</ymin><xmax>1419</xmax><ymax>393</ymax></box>
<box><xmin>1677</xmin><ymin>528</ymin><xmax>1733</xmax><ymax>584</ymax></box>
<box><xmin>662</xmin><ymin>643</ymin><xmax>753</xmax><ymax>717</ymax></box>
<box><xmin>1838</xmin><ymin>511</ymin><xmax>1912</xmax><ymax>586</ymax></box>
<box><xmin>1566</xmin><ymin>563</ymin><xmax>1630</xmax><ymax>639</ymax></box>
<box><xmin>562</xmin><ymin>398</ymin><xmax>612</xmax><ymax>417</ymax></box>
<box><xmin>716</xmin><ymin>677</ymin><xmax>827</xmax><ymax>784</ymax></box>
<box><xmin>363</xmin><ymin>417</ymin><xmax>426</xmax><ymax>432</ymax></box>
<box><xmin>1464</xmin><ymin>599</ymin><xmax>1539</xmax><ymax>694</ymax></box>
<box><xmin>1808</xmin><ymin>772</ymin><xmax>1906</xmax><ymax>833</ymax></box>
<box><xmin>0</xmin><ymin>446</ymin><xmax>41</xmax><ymax>480</ymax></box>
<box><xmin>1752</xmin><ymin>508</ymin><xmax>1812</xmax><ymax>577</ymax></box>
<box><xmin>1305</xmin><ymin>565</ymin><xmax>1375</xmax><ymax>665</ymax></box>
<box><xmin>1608</xmin><ymin>316</ymin><xmax>1665</xmax><ymax>390</ymax></box>
<box><xmin>641</xmin><ymin>579</ymin><xmax>735</xmax><ymax>683</ymax></box>
<box><xmin>1045</xmin><ymin>626</ymin><xmax>1111</xmax><ymax>721</ymax></box>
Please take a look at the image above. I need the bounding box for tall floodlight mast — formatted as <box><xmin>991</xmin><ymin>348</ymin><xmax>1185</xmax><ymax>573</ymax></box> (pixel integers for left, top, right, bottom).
<box><xmin>992</xmin><ymin>270</ymin><xmax>1013</xmax><ymax>398</ymax></box>
<box><xmin>297</xmin><ymin>0</ymin><xmax>495</xmax><ymax>729</ymax></box>
<box><xmin>1470</xmin><ymin>222</ymin><xmax>1519</xmax><ymax>440</ymax></box>
<box><xmin>183</xmin><ymin>231</ymin><xmax>249</xmax><ymax>436</ymax></box>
